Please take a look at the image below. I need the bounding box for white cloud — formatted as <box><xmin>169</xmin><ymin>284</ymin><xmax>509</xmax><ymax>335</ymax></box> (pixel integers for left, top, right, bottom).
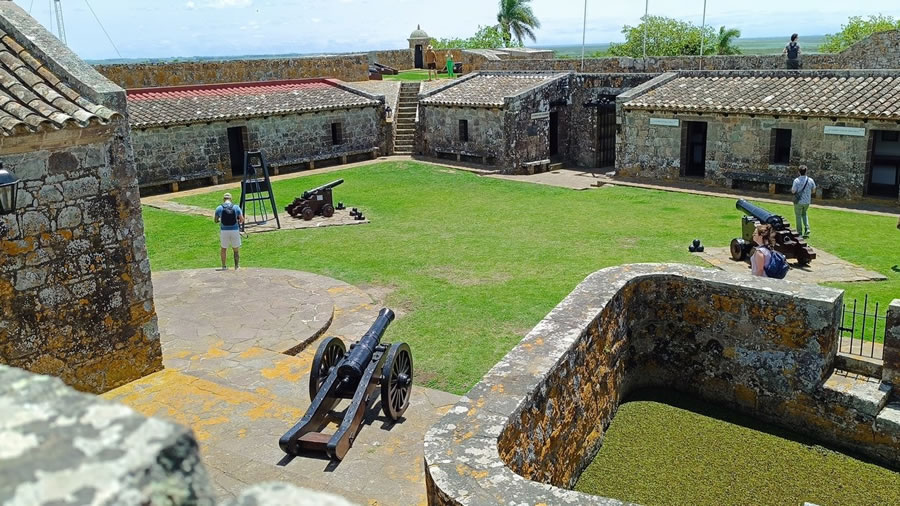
<box><xmin>204</xmin><ymin>0</ymin><xmax>252</xmax><ymax>8</ymax></box>
<box><xmin>185</xmin><ymin>1</ymin><xmax>196</xmax><ymax>9</ymax></box>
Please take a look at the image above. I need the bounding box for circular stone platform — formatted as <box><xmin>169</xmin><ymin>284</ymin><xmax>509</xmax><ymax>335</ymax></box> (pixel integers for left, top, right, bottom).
<box><xmin>152</xmin><ymin>268</ymin><xmax>335</xmax><ymax>359</ymax></box>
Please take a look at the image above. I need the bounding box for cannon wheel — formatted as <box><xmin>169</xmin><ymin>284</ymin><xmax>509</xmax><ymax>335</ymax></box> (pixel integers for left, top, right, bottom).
<box><xmin>301</xmin><ymin>206</ymin><xmax>315</xmax><ymax>221</ymax></box>
<box><xmin>730</xmin><ymin>238</ymin><xmax>747</xmax><ymax>261</ymax></box>
<box><xmin>381</xmin><ymin>342</ymin><xmax>413</xmax><ymax>421</ymax></box>
<box><xmin>322</xmin><ymin>204</ymin><xmax>335</xmax><ymax>218</ymax></box>
<box><xmin>309</xmin><ymin>337</ymin><xmax>345</xmax><ymax>402</ymax></box>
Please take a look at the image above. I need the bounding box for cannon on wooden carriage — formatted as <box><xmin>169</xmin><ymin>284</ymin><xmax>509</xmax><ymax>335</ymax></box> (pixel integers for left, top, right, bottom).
<box><xmin>730</xmin><ymin>199</ymin><xmax>816</xmax><ymax>266</ymax></box>
<box><xmin>285</xmin><ymin>179</ymin><xmax>343</xmax><ymax>220</ymax></box>
<box><xmin>279</xmin><ymin>308</ymin><xmax>413</xmax><ymax>460</ymax></box>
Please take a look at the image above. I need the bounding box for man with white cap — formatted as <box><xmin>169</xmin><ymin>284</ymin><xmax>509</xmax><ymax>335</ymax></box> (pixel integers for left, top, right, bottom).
<box><xmin>214</xmin><ymin>192</ymin><xmax>244</xmax><ymax>270</ymax></box>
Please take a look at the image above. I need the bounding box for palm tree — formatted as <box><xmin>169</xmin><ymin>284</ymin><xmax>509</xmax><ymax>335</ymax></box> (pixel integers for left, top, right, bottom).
<box><xmin>716</xmin><ymin>26</ymin><xmax>742</xmax><ymax>55</ymax></box>
<box><xmin>496</xmin><ymin>0</ymin><xmax>541</xmax><ymax>47</ymax></box>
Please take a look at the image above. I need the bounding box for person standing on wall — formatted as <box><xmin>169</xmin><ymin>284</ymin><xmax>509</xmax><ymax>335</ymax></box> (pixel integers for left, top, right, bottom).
<box><xmin>215</xmin><ymin>192</ymin><xmax>244</xmax><ymax>270</ymax></box>
<box><xmin>783</xmin><ymin>34</ymin><xmax>802</xmax><ymax>69</ymax></box>
<box><xmin>791</xmin><ymin>165</ymin><xmax>816</xmax><ymax>239</ymax></box>
<box><xmin>425</xmin><ymin>45</ymin><xmax>437</xmax><ymax>81</ymax></box>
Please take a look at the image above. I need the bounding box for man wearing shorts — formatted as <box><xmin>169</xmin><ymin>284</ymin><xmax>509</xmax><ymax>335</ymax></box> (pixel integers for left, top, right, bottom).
<box><xmin>214</xmin><ymin>192</ymin><xmax>244</xmax><ymax>270</ymax></box>
<box><xmin>425</xmin><ymin>45</ymin><xmax>437</xmax><ymax>81</ymax></box>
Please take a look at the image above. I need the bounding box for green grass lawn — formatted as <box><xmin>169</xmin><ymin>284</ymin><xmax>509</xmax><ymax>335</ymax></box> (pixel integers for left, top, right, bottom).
<box><xmin>145</xmin><ymin>161</ymin><xmax>900</xmax><ymax>394</ymax></box>
<box><xmin>575</xmin><ymin>390</ymin><xmax>900</xmax><ymax>505</ymax></box>
<box><xmin>383</xmin><ymin>69</ymin><xmax>452</xmax><ymax>81</ymax></box>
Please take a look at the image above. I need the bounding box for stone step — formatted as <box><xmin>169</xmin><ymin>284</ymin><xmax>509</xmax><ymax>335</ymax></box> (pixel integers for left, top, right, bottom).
<box><xmin>822</xmin><ymin>371</ymin><xmax>892</xmax><ymax>416</ymax></box>
<box><xmin>394</xmin><ymin>150</ymin><xmax>413</xmax><ymax>155</ymax></box>
<box><xmin>395</xmin><ymin>128</ymin><xmax>415</xmax><ymax>133</ymax></box>
<box><xmin>549</xmin><ymin>162</ymin><xmax>564</xmax><ymax>171</ymax></box>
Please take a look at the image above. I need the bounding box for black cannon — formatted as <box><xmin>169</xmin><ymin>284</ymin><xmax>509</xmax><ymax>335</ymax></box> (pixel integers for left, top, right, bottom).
<box><xmin>285</xmin><ymin>179</ymin><xmax>344</xmax><ymax>220</ymax></box>
<box><xmin>730</xmin><ymin>199</ymin><xmax>815</xmax><ymax>266</ymax></box>
<box><xmin>279</xmin><ymin>308</ymin><xmax>413</xmax><ymax>460</ymax></box>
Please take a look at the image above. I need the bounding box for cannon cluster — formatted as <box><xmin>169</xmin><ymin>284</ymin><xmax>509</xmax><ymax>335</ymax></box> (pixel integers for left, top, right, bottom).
<box><xmin>279</xmin><ymin>308</ymin><xmax>413</xmax><ymax>460</ymax></box>
<box><xmin>730</xmin><ymin>199</ymin><xmax>815</xmax><ymax>266</ymax></box>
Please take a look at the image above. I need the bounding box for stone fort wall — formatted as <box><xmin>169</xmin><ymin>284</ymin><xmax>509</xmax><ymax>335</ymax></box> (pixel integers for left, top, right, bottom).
<box><xmin>425</xmin><ymin>264</ymin><xmax>900</xmax><ymax>505</ymax></box>
<box><xmin>480</xmin><ymin>30</ymin><xmax>900</xmax><ymax>73</ymax></box>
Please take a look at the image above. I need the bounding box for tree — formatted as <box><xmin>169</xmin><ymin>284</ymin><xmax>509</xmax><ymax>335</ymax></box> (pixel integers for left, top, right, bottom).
<box><xmin>496</xmin><ymin>0</ymin><xmax>541</xmax><ymax>46</ymax></box>
<box><xmin>715</xmin><ymin>26</ymin><xmax>742</xmax><ymax>55</ymax></box>
<box><xmin>608</xmin><ymin>16</ymin><xmax>721</xmax><ymax>57</ymax></box>
<box><xmin>820</xmin><ymin>14</ymin><xmax>900</xmax><ymax>53</ymax></box>
<box><xmin>431</xmin><ymin>25</ymin><xmax>520</xmax><ymax>50</ymax></box>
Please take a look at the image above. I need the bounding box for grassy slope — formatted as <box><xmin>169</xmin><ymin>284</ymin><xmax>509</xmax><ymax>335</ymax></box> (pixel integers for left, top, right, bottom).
<box><xmin>575</xmin><ymin>391</ymin><xmax>900</xmax><ymax>505</ymax></box>
<box><xmin>145</xmin><ymin>161</ymin><xmax>899</xmax><ymax>394</ymax></box>
<box><xmin>383</xmin><ymin>70</ymin><xmax>451</xmax><ymax>81</ymax></box>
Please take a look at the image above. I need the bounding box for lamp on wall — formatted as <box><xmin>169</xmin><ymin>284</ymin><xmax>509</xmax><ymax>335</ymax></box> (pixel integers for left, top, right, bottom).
<box><xmin>0</xmin><ymin>163</ymin><xmax>21</xmax><ymax>216</ymax></box>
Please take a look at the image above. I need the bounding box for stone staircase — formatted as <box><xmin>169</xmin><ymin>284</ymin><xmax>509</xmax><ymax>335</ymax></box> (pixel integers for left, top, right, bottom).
<box><xmin>394</xmin><ymin>82</ymin><xmax>420</xmax><ymax>155</ymax></box>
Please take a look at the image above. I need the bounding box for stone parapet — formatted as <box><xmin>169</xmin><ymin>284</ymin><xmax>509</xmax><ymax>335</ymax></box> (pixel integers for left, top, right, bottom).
<box><xmin>884</xmin><ymin>299</ymin><xmax>900</xmax><ymax>386</ymax></box>
<box><xmin>424</xmin><ymin>264</ymin><xmax>900</xmax><ymax>505</ymax></box>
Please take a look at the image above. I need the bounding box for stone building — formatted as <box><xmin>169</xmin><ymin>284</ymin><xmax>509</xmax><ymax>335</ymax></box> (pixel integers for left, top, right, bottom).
<box><xmin>127</xmin><ymin>79</ymin><xmax>387</xmax><ymax>191</ymax></box>
<box><xmin>418</xmin><ymin>72</ymin><xmax>571</xmax><ymax>171</ymax></box>
<box><xmin>0</xmin><ymin>0</ymin><xmax>162</xmax><ymax>393</ymax></box>
<box><xmin>617</xmin><ymin>70</ymin><xmax>900</xmax><ymax>201</ymax></box>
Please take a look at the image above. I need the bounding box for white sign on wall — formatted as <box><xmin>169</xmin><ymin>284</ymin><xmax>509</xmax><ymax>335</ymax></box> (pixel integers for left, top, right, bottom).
<box><xmin>824</xmin><ymin>126</ymin><xmax>866</xmax><ymax>137</ymax></box>
<box><xmin>531</xmin><ymin>111</ymin><xmax>550</xmax><ymax>120</ymax></box>
<box><xmin>650</xmin><ymin>118</ymin><xmax>680</xmax><ymax>127</ymax></box>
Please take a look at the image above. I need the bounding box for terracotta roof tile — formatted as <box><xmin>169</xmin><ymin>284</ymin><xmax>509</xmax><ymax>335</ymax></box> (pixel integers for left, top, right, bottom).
<box><xmin>0</xmin><ymin>30</ymin><xmax>118</xmax><ymax>136</ymax></box>
<box><xmin>626</xmin><ymin>75</ymin><xmax>900</xmax><ymax>120</ymax></box>
<box><xmin>126</xmin><ymin>80</ymin><xmax>379</xmax><ymax>128</ymax></box>
<box><xmin>420</xmin><ymin>73</ymin><xmax>567</xmax><ymax>107</ymax></box>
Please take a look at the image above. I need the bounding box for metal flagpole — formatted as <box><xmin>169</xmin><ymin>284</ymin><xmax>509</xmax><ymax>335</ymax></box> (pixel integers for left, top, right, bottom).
<box><xmin>699</xmin><ymin>0</ymin><xmax>707</xmax><ymax>70</ymax></box>
<box><xmin>642</xmin><ymin>0</ymin><xmax>649</xmax><ymax>60</ymax></box>
<box><xmin>581</xmin><ymin>0</ymin><xmax>587</xmax><ymax>72</ymax></box>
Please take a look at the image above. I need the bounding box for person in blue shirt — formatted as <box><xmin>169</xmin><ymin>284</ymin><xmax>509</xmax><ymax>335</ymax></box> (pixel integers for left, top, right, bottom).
<box><xmin>791</xmin><ymin>165</ymin><xmax>816</xmax><ymax>239</ymax></box>
<box><xmin>214</xmin><ymin>192</ymin><xmax>244</xmax><ymax>270</ymax></box>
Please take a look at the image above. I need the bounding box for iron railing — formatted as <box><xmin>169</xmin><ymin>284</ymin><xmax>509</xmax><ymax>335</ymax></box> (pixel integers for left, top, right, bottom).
<box><xmin>838</xmin><ymin>294</ymin><xmax>886</xmax><ymax>361</ymax></box>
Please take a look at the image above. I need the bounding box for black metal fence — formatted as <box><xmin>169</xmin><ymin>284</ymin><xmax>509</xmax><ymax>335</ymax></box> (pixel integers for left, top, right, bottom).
<box><xmin>839</xmin><ymin>294</ymin><xmax>886</xmax><ymax>361</ymax></box>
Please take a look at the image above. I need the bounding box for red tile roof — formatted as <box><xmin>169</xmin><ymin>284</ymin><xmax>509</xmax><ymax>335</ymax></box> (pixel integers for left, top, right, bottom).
<box><xmin>624</xmin><ymin>75</ymin><xmax>900</xmax><ymax>120</ymax></box>
<box><xmin>127</xmin><ymin>79</ymin><xmax>379</xmax><ymax>128</ymax></box>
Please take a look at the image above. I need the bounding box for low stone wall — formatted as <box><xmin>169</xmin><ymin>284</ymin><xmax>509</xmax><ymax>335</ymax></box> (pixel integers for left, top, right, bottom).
<box><xmin>95</xmin><ymin>54</ymin><xmax>370</xmax><ymax>89</ymax></box>
<box><xmin>424</xmin><ymin>264</ymin><xmax>900</xmax><ymax>505</ymax></box>
<box><xmin>372</xmin><ymin>49</ymin><xmax>413</xmax><ymax>71</ymax></box>
<box><xmin>0</xmin><ymin>364</ymin><xmax>357</xmax><ymax>505</ymax></box>
<box><xmin>480</xmin><ymin>30</ymin><xmax>900</xmax><ymax>73</ymax></box>
<box><xmin>885</xmin><ymin>300</ymin><xmax>900</xmax><ymax>385</ymax></box>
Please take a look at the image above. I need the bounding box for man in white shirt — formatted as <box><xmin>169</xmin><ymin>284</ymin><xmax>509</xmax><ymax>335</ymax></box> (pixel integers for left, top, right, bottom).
<box><xmin>791</xmin><ymin>165</ymin><xmax>815</xmax><ymax>239</ymax></box>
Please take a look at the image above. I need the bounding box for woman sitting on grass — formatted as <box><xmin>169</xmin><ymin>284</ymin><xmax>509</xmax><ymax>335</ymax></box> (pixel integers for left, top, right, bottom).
<box><xmin>751</xmin><ymin>224</ymin><xmax>776</xmax><ymax>277</ymax></box>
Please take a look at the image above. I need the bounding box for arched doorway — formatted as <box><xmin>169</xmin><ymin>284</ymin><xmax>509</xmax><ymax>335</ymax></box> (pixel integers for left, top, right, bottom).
<box><xmin>414</xmin><ymin>45</ymin><xmax>423</xmax><ymax>69</ymax></box>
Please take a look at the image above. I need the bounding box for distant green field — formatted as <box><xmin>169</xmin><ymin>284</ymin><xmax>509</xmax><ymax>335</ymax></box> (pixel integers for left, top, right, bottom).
<box><xmin>538</xmin><ymin>35</ymin><xmax>825</xmax><ymax>58</ymax></box>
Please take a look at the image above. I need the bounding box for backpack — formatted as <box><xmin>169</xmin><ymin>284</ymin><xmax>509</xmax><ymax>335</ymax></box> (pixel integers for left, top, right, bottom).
<box><xmin>786</xmin><ymin>42</ymin><xmax>800</xmax><ymax>60</ymax></box>
<box><xmin>762</xmin><ymin>247</ymin><xmax>790</xmax><ymax>279</ymax></box>
<box><xmin>221</xmin><ymin>204</ymin><xmax>237</xmax><ymax>226</ymax></box>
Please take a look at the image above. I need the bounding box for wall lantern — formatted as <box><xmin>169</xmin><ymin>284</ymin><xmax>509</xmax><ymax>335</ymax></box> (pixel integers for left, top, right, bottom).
<box><xmin>0</xmin><ymin>163</ymin><xmax>20</xmax><ymax>216</ymax></box>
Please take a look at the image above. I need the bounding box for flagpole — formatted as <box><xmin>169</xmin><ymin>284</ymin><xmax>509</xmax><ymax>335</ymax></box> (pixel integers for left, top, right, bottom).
<box><xmin>699</xmin><ymin>0</ymin><xmax>707</xmax><ymax>70</ymax></box>
<box><xmin>581</xmin><ymin>0</ymin><xmax>587</xmax><ymax>72</ymax></box>
<box><xmin>642</xmin><ymin>0</ymin><xmax>649</xmax><ymax>60</ymax></box>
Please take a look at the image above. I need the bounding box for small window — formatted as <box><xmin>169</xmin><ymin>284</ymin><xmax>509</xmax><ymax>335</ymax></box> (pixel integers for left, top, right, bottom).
<box><xmin>771</xmin><ymin>128</ymin><xmax>792</xmax><ymax>164</ymax></box>
<box><xmin>459</xmin><ymin>119</ymin><xmax>468</xmax><ymax>142</ymax></box>
<box><xmin>331</xmin><ymin>122</ymin><xmax>343</xmax><ymax>145</ymax></box>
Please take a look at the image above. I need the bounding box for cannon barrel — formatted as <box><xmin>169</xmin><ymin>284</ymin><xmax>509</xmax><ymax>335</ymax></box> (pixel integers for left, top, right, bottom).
<box><xmin>337</xmin><ymin>308</ymin><xmax>395</xmax><ymax>382</ymax></box>
<box><xmin>302</xmin><ymin>179</ymin><xmax>344</xmax><ymax>199</ymax></box>
<box><xmin>736</xmin><ymin>199</ymin><xmax>785</xmax><ymax>229</ymax></box>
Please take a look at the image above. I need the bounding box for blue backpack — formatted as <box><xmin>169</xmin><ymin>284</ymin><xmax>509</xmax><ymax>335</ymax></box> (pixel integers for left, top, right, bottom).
<box><xmin>762</xmin><ymin>247</ymin><xmax>790</xmax><ymax>279</ymax></box>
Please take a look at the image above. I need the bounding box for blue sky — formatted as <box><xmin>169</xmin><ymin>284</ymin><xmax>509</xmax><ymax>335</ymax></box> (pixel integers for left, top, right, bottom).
<box><xmin>11</xmin><ymin>0</ymin><xmax>900</xmax><ymax>60</ymax></box>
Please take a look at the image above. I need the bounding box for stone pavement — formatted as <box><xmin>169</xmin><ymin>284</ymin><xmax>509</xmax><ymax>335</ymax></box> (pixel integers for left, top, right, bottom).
<box><xmin>143</xmin><ymin>200</ymin><xmax>370</xmax><ymax>234</ymax></box>
<box><xmin>694</xmin><ymin>247</ymin><xmax>886</xmax><ymax>283</ymax></box>
<box><xmin>104</xmin><ymin>268</ymin><xmax>459</xmax><ymax>505</ymax></box>
<box><xmin>486</xmin><ymin>168</ymin><xmax>601</xmax><ymax>190</ymax></box>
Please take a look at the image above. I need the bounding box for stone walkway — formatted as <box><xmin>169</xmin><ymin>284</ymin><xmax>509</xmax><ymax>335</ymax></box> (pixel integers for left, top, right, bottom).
<box><xmin>694</xmin><ymin>247</ymin><xmax>886</xmax><ymax>283</ymax></box>
<box><xmin>104</xmin><ymin>269</ymin><xmax>458</xmax><ymax>505</ymax></box>
<box><xmin>143</xmin><ymin>199</ymin><xmax>370</xmax><ymax>234</ymax></box>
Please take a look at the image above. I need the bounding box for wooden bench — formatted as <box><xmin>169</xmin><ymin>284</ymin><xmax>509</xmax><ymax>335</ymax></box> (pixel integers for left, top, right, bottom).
<box><xmin>721</xmin><ymin>170</ymin><xmax>830</xmax><ymax>199</ymax></box>
<box><xmin>434</xmin><ymin>148</ymin><xmax>491</xmax><ymax>165</ymax></box>
<box><xmin>140</xmin><ymin>169</ymin><xmax>222</xmax><ymax>193</ymax></box>
<box><xmin>269</xmin><ymin>147</ymin><xmax>379</xmax><ymax>174</ymax></box>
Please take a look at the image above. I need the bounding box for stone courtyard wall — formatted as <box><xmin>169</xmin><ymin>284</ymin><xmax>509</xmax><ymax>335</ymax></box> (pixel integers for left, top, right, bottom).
<box><xmin>372</xmin><ymin>49</ymin><xmax>413</xmax><ymax>71</ymax></box>
<box><xmin>425</xmin><ymin>264</ymin><xmax>900</xmax><ymax>505</ymax></box>
<box><xmin>0</xmin><ymin>118</ymin><xmax>163</xmax><ymax>394</ymax></box>
<box><xmin>95</xmin><ymin>54</ymin><xmax>370</xmax><ymax>89</ymax></box>
<box><xmin>503</xmin><ymin>76</ymin><xmax>571</xmax><ymax>170</ymax></box>
<box><xmin>419</xmin><ymin>105</ymin><xmax>504</xmax><ymax>164</ymax></box>
<box><xmin>134</xmin><ymin>105</ymin><xmax>385</xmax><ymax>186</ymax></box>
<box><xmin>480</xmin><ymin>30</ymin><xmax>900</xmax><ymax>73</ymax></box>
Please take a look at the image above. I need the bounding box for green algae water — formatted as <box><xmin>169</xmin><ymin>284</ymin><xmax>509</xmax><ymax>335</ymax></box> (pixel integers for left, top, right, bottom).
<box><xmin>575</xmin><ymin>390</ymin><xmax>900</xmax><ymax>506</ymax></box>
